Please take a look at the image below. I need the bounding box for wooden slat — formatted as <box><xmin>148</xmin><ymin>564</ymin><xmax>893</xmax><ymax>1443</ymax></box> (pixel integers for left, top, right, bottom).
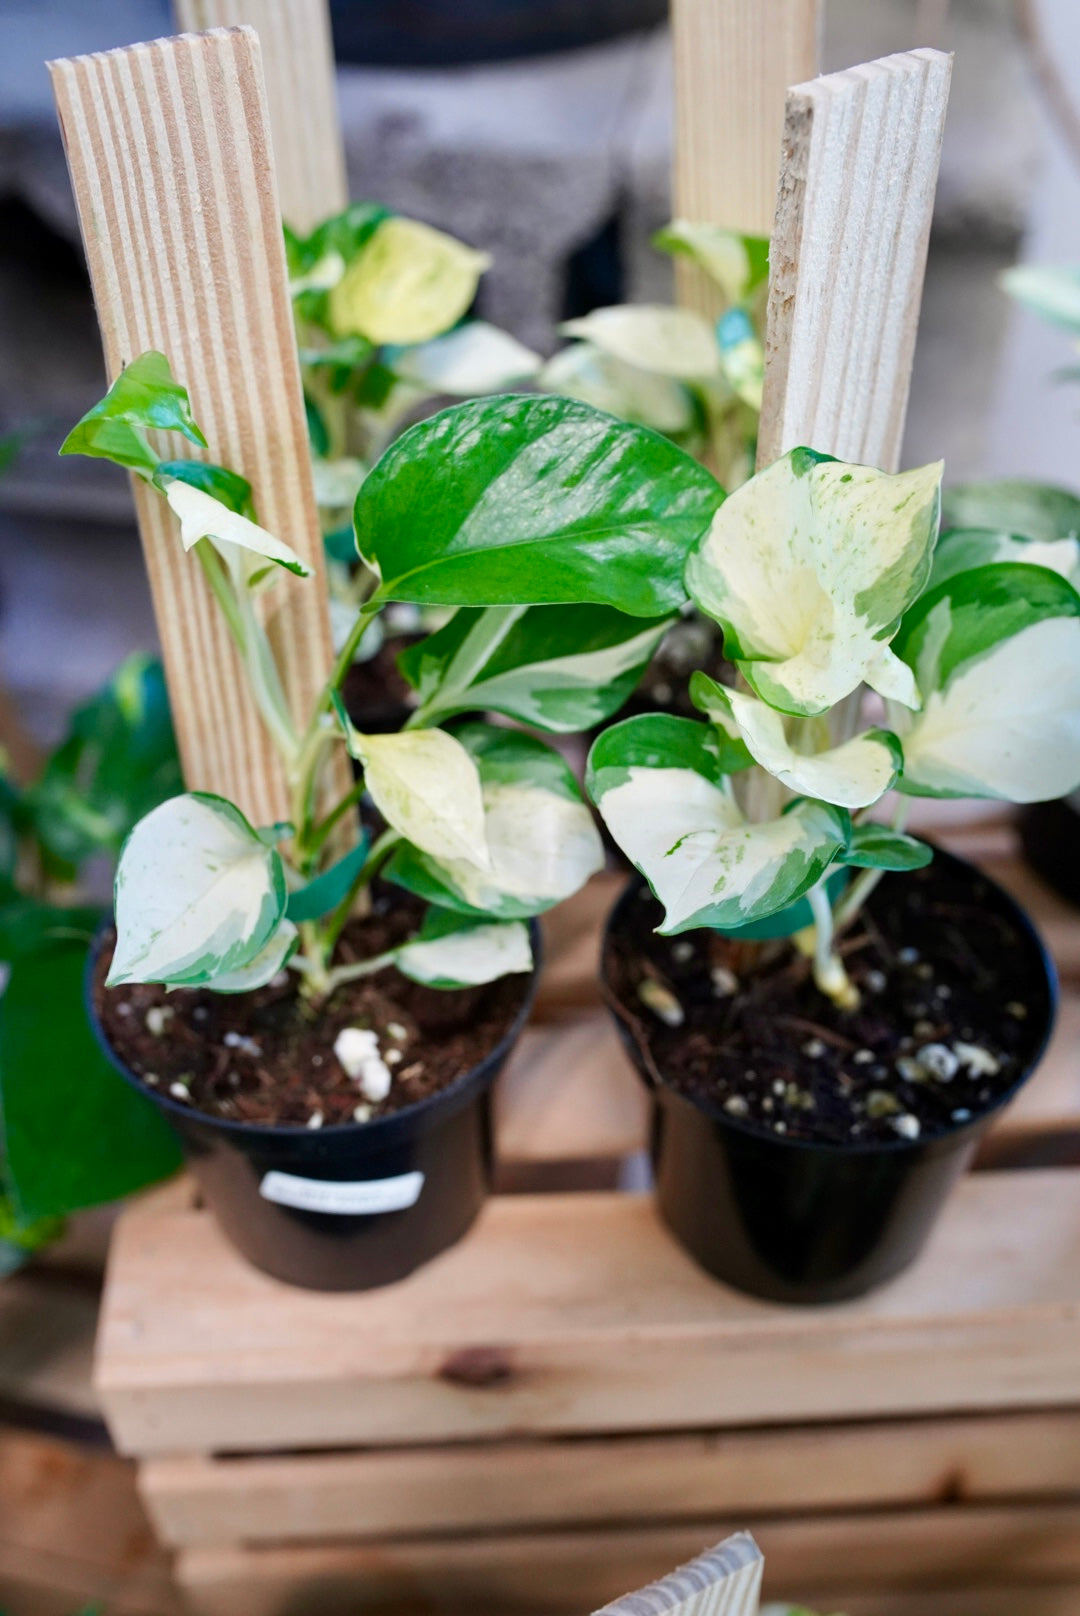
<box><xmin>95</xmin><ymin>1169</ymin><xmax>1080</xmax><ymax>1455</ymax></box>
<box><xmin>174</xmin><ymin>1507</ymin><xmax>1080</xmax><ymax>1616</ymax></box>
<box><xmin>139</xmin><ymin>1406</ymin><xmax>1080</xmax><ymax>1546</ymax></box>
<box><xmin>758</xmin><ymin>49</ymin><xmax>952</xmax><ymax>471</ymax></box>
<box><xmin>496</xmin><ymin>1016</ymin><xmax>646</xmax><ymax>1165</ymax></box>
<box><xmin>172</xmin><ymin>0</ymin><xmax>347</xmax><ymax>234</ymax></box>
<box><xmin>671</xmin><ymin>0</ymin><xmax>819</xmax><ymax>317</ymax></box>
<box><xmin>0</xmin><ymin>1271</ymin><xmax>99</xmax><ymax>1420</ymax></box>
<box><xmin>49</xmin><ymin>30</ymin><xmax>345</xmax><ymax>824</ymax></box>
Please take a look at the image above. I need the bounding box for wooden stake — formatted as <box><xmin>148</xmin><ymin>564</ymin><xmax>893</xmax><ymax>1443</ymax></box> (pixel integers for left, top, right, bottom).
<box><xmin>49</xmin><ymin>29</ymin><xmax>346</xmax><ymax>826</ymax></box>
<box><xmin>592</xmin><ymin>1532</ymin><xmax>763</xmax><ymax>1616</ymax></box>
<box><xmin>172</xmin><ymin>0</ymin><xmax>347</xmax><ymax>234</ymax></box>
<box><xmin>671</xmin><ymin>0</ymin><xmax>820</xmax><ymax>318</ymax></box>
<box><xmin>758</xmin><ymin>49</ymin><xmax>953</xmax><ymax>472</ymax></box>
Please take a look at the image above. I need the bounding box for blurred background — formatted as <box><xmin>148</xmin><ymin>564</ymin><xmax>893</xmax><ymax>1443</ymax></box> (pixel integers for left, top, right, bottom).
<box><xmin>1</xmin><ymin>0</ymin><xmax>1079</xmax><ymax>748</ymax></box>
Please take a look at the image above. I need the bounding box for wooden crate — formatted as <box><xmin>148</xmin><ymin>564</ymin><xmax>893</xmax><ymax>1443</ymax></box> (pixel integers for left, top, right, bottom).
<box><xmin>93</xmin><ymin>818</ymin><xmax>1080</xmax><ymax>1616</ymax></box>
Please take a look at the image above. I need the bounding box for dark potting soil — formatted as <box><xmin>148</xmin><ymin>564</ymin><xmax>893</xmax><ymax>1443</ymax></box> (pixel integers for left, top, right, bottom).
<box><xmin>93</xmin><ymin>892</ymin><xmax>529</xmax><ymax>1128</ymax></box>
<box><xmin>606</xmin><ymin>858</ymin><xmax>1052</xmax><ymax>1147</ymax></box>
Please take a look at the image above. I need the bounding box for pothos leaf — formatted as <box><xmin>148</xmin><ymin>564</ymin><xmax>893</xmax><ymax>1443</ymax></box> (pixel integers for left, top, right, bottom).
<box><xmin>163</xmin><ymin>480</ymin><xmax>312</xmax><ymax>579</ymax></box>
<box><xmin>685</xmin><ymin>447</ymin><xmax>943</xmax><ymax>715</ymax></box>
<box><xmin>391</xmin><ymin>321</ymin><xmax>541</xmax><ymax>395</ymax></box>
<box><xmin>940</xmin><ymin>479</ymin><xmax>1080</xmax><ymax>543</ymax></box>
<box><xmin>60</xmin><ymin>351</ymin><xmax>207</xmax><ymax>476</ymax></box>
<box><xmin>394</xmin><ymin>907</ymin><xmax>533</xmax><ymax>989</ymax></box>
<box><xmin>558</xmin><ymin>305</ymin><xmax>720</xmax><ymax>380</ymax></box>
<box><xmin>354</xmin><ymin>394</ymin><xmax>724</xmax><ymax>618</ymax></box>
<box><xmin>843</xmin><ymin>825</ymin><xmax>933</xmax><ymax>871</ymax></box>
<box><xmin>891</xmin><ymin>562</ymin><xmax>1080</xmax><ymax>801</ymax></box>
<box><xmin>930</xmin><ymin>525</ymin><xmax>1080</xmax><ymax>591</ymax></box>
<box><xmin>108</xmin><ymin>792</ymin><xmax>288</xmax><ymax>988</ymax></box>
<box><xmin>539</xmin><ymin>342</ymin><xmax>696</xmax><ymax>436</ymax></box>
<box><xmin>653</xmin><ymin>220</ymin><xmax>770</xmax><ymax>304</ymax></box>
<box><xmin>398</xmin><ymin>603</ymin><xmax>672</xmax><ymax>732</ymax></box>
<box><xmin>383</xmin><ymin>722</ymin><xmax>603</xmax><ymax>919</ymax></box>
<box><xmin>328</xmin><ymin>216</ymin><xmax>490</xmax><ymax>346</ymax></box>
<box><xmin>285</xmin><ymin>834</ymin><xmax>372</xmax><ymax>923</ymax></box>
<box><xmin>155</xmin><ymin>460</ymin><xmax>254</xmax><ymax>518</ymax></box>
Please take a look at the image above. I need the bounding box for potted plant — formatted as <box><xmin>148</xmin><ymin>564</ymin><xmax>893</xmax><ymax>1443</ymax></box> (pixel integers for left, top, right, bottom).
<box><xmin>0</xmin><ymin>655</ymin><xmax>184</xmax><ymax>1274</ymax></box>
<box><xmin>62</xmin><ymin>361</ymin><xmax>710</xmax><ymax>1290</ymax></box>
<box><xmin>288</xmin><ymin>203</ymin><xmax>542</xmax><ymax>731</ymax></box>
<box><xmin>588</xmin><ymin>447</ymin><xmax>1080</xmax><ymax>1301</ymax></box>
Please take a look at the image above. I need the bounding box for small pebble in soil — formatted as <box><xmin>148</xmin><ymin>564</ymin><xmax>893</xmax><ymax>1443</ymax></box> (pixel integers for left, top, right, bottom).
<box><xmin>638</xmin><ymin>979</ymin><xmax>684</xmax><ymax>1027</ymax></box>
<box><xmin>853</xmin><ymin>1048</ymin><xmax>874</xmax><ymax>1065</ymax></box>
<box><xmin>385</xmin><ymin>1048</ymin><xmax>402</xmax><ymax>1065</ymax></box>
<box><xmin>311</xmin><ymin>1055</ymin><xmax>323</xmax><ymax>1067</ymax></box>
<box><xmin>915</xmin><ymin>962</ymin><xmax>934</xmax><ymax>980</ymax></box>
<box><xmin>913</xmin><ymin>1019</ymin><xmax>936</xmax><ymax>1038</ymax></box>
<box><xmin>192</xmin><ymin>1006</ymin><xmax>208</xmax><ymax>1022</ymax></box>
<box><xmin>761</xmin><ymin>1096</ymin><xmax>774</xmax><ymax>1112</ymax></box>
<box><xmin>774</xmin><ymin>1121</ymin><xmax>787</xmax><ymax>1134</ymax></box>
<box><xmin>710</xmin><ymin>965</ymin><xmax>739</xmax><ymax>997</ymax></box>
<box><xmin>916</xmin><ymin>1043</ymin><xmax>959</xmax><ymax>1082</ymax></box>
<box><xmin>307</xmin><ymin>1112</ymin><xmax>323</xmax><ymax>1129</ymax></box>
<box><xmin>144</xmin><ymin>1072</ymin><xmax>159</xmax><ymax>1086</ymax></box>
<box><xmin>724</xmin><ymin>1095</ymin><xmax>749</xmax><ymax>1117</ymax></box>
<box><xmin>353</xmin><ymin>1103</ymin><xmax>372</xmax><ymax>1123</ymax></box>
<box><xmin>116</xmin><ymin>1002</ymin><xmax>133</xmax><ymax>1017</ymax></box>
<box><xmin>270</xmin><ymin>972</ymin><xmax>289</xmax><ymax>990</ymax></box>
<box><xmin>891</xmin><ymin>1113</ymin><xmax>921</xmax><ymax>1140</ymax></box>
<box><xmin>358</xmin><ymin>1055</ymin><xmax>393</xmax><ymax>1103</ymax></box>
<box><xmin>954</xmin><ymin>1041</ymin><xmax>1000</xmax><ymax>1078</ymax></box>
<box><xmin>952</xmin><ymin>1108</ymin><xmax>972</xmax><ymax>1123</ymax></box>
<box><xmin>802</xmin><ymin>1038</ymin><xmax>826</xmax><ymax>1058</ymax></box>
<box><xmin>387</xmin><ymin>1022</ymin><xmax>408</xmax><ymax>1041</ymax></box>
<box><xmin>898</xmin><ymin>947</ymin><xmax>919</xmax><ymax>964</ymax></box>
<box><xmin>671</xmin><ymin>941</ymin><xmax>695</xmax><ymax>964</ymax></box>
<box><xmin>866</xmin><ymin>1089</ymin><xmax>901</xmax><ymax>1118</ymax></box>
<box><xmin>1007</xmin><ymin>1001</ymin><xmax>1027</xmax><ymax>1019</ymax></box>
<box><xmin>334</xmin><ymin>1026</ymin><xmax>380</xmax><ymax>1076</ymax></box>
<box><xmin>223</xmin><ymin>1031</ymin><xmax>261</xmax><ymax>1057</ymax></box>
<box><xmin>864</xmin><ymin>970</ymin><xmax>887</xmax><ymax>993</ymax></box>
<box><xmin>936</xmin><ymin>984</ymin><xmax>952</xmax><ymax>999</ymax></box>
<box><xmin>896</xmin><ymin>1056</ymin><xmax>926</xmax><ymax>1083</ymax></box>
<box><xmin>169</xmin><ymin>1081</ymin><xmax>190</xmax><ymax>1101</ymax></box>
<box><xmin>145</xmin><ymin>1006</ymin><xmax>174</xmax><ymax>1036</ymax></box>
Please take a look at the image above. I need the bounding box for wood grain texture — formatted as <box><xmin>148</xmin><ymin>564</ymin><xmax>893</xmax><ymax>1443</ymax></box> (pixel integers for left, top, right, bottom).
<box><xmin>172</xmin><ymin>0</ymin><xmax>347</xmax><ymax>233</ymax></box>
<box><xmin>95</xmin><ymin>1169</ymin><xmax>1080</xmax><ymax>1455</ymax></box>
<box><xmin>758</xmin><ymin>48</ymin><xmax>952</xmax><ymax>471</ymax></box>
<box><xmin>138</xmin><ymin>1407</ymin><xmax>1080</xmax><ymax>1546</ymax></box>
<box><xmin>49</xmin><ymin>29</ymin><xmax>345</xmax><ymax>824</ymax></box>
<box><xmin>173</xmin><ymin>1507</ymin><xmax>1080</xmax><ymax>1616</ymax></box>
<box><xmin>671</xmin><ymin>0</ymin><xmax>819</xmax><ymax>317</ymax></box>
<box><xmin>594</xmin><ymin>1533</ymin><xmax>762</xmax><ymax>1616</ymax></box>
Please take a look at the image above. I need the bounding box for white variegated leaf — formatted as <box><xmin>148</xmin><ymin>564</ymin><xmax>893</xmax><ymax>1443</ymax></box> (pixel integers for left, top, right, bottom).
<box><xmin>395</xmin><ymin>919</ymin><xmax>532</xmax><ymax>988</ymax></box>
<box><xmin>342</xmin><ymin>724</ymin><xmax>490</xmax><ymax>868</ymax></box>
<box><xmin>930</xmin><ymin>527</ymin><xmax>1080</xmax><ymax>591</ymax></box>
<box><xmin>586</xmin><ymin>716</ymin><xmax>850</xmax><ymax>933</ymax></box>
<box><xmin>559</xmin><ymin>305</ymin><xmax>721</xmax><ymax>380</ymax></box>
<box><xmin>685</xmin><ymin>447</ymin><xmax>942</xmax><ymax>716</ymax></box>
<box><xmin>311</xmin><ymin>457</ymin><xmax>366</xmax><ymax>510</ymax></box>
<box><xmin>393</xmin><ymin>322</ymin><xmax>541</xmax><ymax>394</ymax></box>
<box><xmin>891</xmin><ymin>563</ymin><xmax>1080</xmax><ymax>801</ymax></box>
<box><xmin>289</xmin><ymin>250</ymin><xmax>345</xmax><ymax>296</ymax></box>
<box><xmin>539</xmin><ymin>343</ymin><xmax>696</xmax><ymax>436</ymax></box>
<box><xmin>108</xmin><ymin>793</ymin><xmax>287</xmax><ymax>987</ymax></box>
<box><xmin>327</xmin><ymin>217</ymin><xmax>491</xmax><ymax>346</ymax></box>
<box><xmin>164</xmin><ymin>481</ymin><xmax>312</xmax><ymax>579</ymax></box>
<box><xmin>1001</xmin><ymin>264</ymin><xmax>1080</xmax><ymax>334</ymax></box>
<box><xmin>211</xmin><ymin>920</ymin><xmax>298</xmax><ymax>993</ymax></box>
<box><xmin>654</xmin><ymin>220</ymin><xmax>767</xmax><ymax>304</ymax></box>
<box><xmin>698</xmin><ymin>684</ymin><xmax>901</xmax><ymax>810</ymax></box>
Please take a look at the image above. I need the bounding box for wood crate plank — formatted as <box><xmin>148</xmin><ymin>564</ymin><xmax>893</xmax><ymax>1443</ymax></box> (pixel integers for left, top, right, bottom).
<box><xmin>0</xmin><ymin>1273</ymin><xmax>99</xmax><ymax>1420</ymax></box>
<box><xmin>96</xmin><ymin>1170</ymin><xmax>1080</xmax><ymax>1455</ymax></box>
<box><xmin>496</xmin><ymin>1017</ymin><xmax>647</xmax><ymax>1165</ymax></box>
<box><xmin>174</xmin><ymin>1507</ymin><xmax>1080</xmax><ymax>1616</ymax></box>
<box><xmin>139</xmin><ymin>1407</ymin><xmax>1080</xmax><ymax>1546</ymax></box>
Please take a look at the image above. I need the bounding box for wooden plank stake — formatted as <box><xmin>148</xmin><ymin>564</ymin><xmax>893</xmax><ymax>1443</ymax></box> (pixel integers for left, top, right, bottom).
<box><xmin>758</xmin><ymin>49</ymin><xmax>953</xmax><ymax>471</ymax></box>
<box><xmin>671</xmin><ymin>0</ymin><xmax>820</xmax><ymax>317</ymax></box>
<box><xmin>49</xmin><ymin>29</ymin><xmax>346</xmax><ymax>826</ymax></box>
<box><xmin>593</xmin><ymin>1531</ymin><xmax>762</xmax><ymax>1616</ymax></box>
<box><xmin>172</xmin><ymin>0</ymin><xmax>347</xmax><ymax>234</ymax></box>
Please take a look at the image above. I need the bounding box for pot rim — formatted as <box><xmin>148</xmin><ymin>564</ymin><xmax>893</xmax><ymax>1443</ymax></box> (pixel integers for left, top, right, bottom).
<box><xmin>85</xmin><ymin>914</ymin><xmax>540</xmax><ymax>1143</ymax></box>
<box><xmin>603</xmin><ymin>843</ymin><xmax>1058</xmax><ymax>1158</ymax></box>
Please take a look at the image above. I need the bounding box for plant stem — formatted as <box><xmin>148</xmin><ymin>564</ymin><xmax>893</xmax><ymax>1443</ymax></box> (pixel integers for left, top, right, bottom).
<box><xmin>323</xmin><ymin>948</ymin><xmax>399</xmax><ymax>995</ymax></box>
<box><xmin>195</xmin><ymin>541</ymin><xmax>245</xmax><ymax>649</ymax></box>
<box><xmin>305</xmin><ymin>778</ymin><xmax>367</xmax><ymax>857</ymax></box>
<box><xmin>832</xmin><ymin>798</ymin><xmax>910</xmax><ymax>935</ymax></box>
<box><xmin>319</xmin><ymin>827</ymin><xmax>400</xmax><ymax>958</ymax></box>
<box><xmin>805</xmin><ymin>881</ymin><xmax>860</xmax><ymax>1009</ymax></box>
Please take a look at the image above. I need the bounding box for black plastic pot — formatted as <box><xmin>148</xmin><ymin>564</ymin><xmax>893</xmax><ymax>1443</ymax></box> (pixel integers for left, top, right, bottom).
<box><xmin>87</xmin><ymin>928</ymin><xmax>538</xmax><ymax>1291</ymax></box>
<box><xmin>1020</xmin><ymin>798</ymin><xmax>1080</xmax><ymax>909</ymax></box>
<box><xmin>603</xmin><ymin>855</ymin><xmax>1056</xmax><ymax>1304</ymax></box>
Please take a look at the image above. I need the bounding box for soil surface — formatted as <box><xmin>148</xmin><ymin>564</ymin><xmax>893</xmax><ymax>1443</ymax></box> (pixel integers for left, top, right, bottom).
<box><xmin>606</xmin><ymin>857</ymin><xmax>1051</xmax><ymax>1146</ymax></box>
<box><xmin>342</xmin><ymin>637</ymin><xmax>419</xmax><ymax>733</ymax></box>
<box><xmin>93</xmin><ymin>891</ymin><xmax>529</xmax><ymax>1128</ymax></box>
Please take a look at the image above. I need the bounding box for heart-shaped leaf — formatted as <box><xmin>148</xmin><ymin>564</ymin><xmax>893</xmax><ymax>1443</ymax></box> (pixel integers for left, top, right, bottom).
<box><xmin>654</xmin><ymin>221</ymin><xmax>769</xmax><ymax>304</ymax></box>
<box><xmin>392</xmin><ymin>322</ymin><xmax>541</xmax><ymax>395</ymax></box>
<box><xmin>163</xmin><ymin>480</ymin><xmax>312</xmax><ymax>580</ymax></box>
<box><xmin>337</xmin><ymin>715</ymin><xmax>490</xmax><ymax>868</ymax></box>
<box><xmin>540</xmin><ymin>343</ymin><xmax>696</xmax><ymax>436</ymax></box>
<box><xmin>328</xmin><ymin>216</ymin><xmax>490</xmax><ymax>345</ymax></box>
<box><xmin>558</xmin><ymin>306</ymin><xmax>720</xmax><ymax>379</ymax></box>
<box><xmin>394</xmin><ymin>906</ymin><xmax>532</xmax><ymax>989</ymax></box>
<box><xmin>940</xmin><ymin>479</ymin><xmax>1080</xmax><ymax>543</ymax></box>
<box><xmin>929</xmin><ymin>526</ymin><xmax>1080</xmax><ymax>591</ymax></box>
<box><xmin>354</xmin><ymin>394</ymin><xmax>723</xmax><ymax>618</ymax></box>
<box><xmin>843</xmin><ymin>825</ymin><xmax>932</xmax><ymax>871</ymax></box>
<box><xmin>685</xmin><ymin>447</ymin><xmax>943</xmax><ymax>715</ymax></box>
<box><xmin>108</xmin><ymin>792</ymin><xmax>287</xmax><ymax>988</ymax></box>
<box><xmin>891</xmin><ymin>562</ymin><xmax>1080</xmax><ymax>800</ymax></box>
<box><xmin>60</xmin><ymin>350</ymin><xmax>206</xmax><ymax>477</ymax></box>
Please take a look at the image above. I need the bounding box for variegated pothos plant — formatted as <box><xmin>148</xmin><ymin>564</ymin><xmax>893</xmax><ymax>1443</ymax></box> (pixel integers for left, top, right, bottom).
<box><xmin>347</xmin><ymin>396</ymin><xmax>1080</xmax><ymax>1009</ymax></box>
<box><xmin>62</xmin><ymin>361</ymin><xmax>727</xmax><ymax>1001</ymax></box>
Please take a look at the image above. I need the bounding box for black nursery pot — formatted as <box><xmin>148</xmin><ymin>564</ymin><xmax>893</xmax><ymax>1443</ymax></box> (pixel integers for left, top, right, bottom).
<box><xmin>87</xmin><ymin>929</ymin><xmax>538</xmax><ymax>1291</ymax></box>
<box><xmin>603</xmin><ymin>857</ymin><xmax>1056</xmax><ymax>1305</ymax></box>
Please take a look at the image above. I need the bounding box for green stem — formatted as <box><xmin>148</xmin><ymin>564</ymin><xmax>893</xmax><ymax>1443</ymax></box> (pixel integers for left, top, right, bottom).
<box><xmin>319</xmin><ymin>827</ymin><xmax>400</xmax><ymax>958</ymax></box>
<box><xmin>195</xmin><ymin>541</ymin><xmax>245</xmax><ymax>649</ymax></box>
<box><xmin>807</xmin><ymin>881</ymin><xmax>859</xmax><ymax>1009</ymax></box>
<box><xmin>832</xmin><ymin>798</ymin><xmax>910</xmax><ymax>935</ymax></box>
<box><xmin>304</xmin><ymin>778</ymin><xmax>368</xmax><ymax>857</ymax></box>
<box><xmin>323</xmin><ymin>948</ymin><xmax>399</xmax><ymax>996</ymax></box>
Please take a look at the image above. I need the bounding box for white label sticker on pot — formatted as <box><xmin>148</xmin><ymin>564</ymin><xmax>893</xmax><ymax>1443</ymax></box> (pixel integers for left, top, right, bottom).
<box><xmin>259</xmin><ymin>1169</ymin><xmax>424</xmax><ymax>1215</ymax></box>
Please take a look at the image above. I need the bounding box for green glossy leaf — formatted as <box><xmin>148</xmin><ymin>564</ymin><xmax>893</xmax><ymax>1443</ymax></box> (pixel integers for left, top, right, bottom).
<box><xmin>154</xmin><ymin>460</ymin><xmax>254</xmax><ymax>518</ymax></box>
<box><xmin>28</xmin><ymin>655</ymin><xmax>182</xmax><ymax>871</ymax></box>
<box><xmin>305</xmin><ymin>394</ymin><xmax>331</xmax><ymax>459</ymax></box>
<box><xmin>0</xmin><ymin>933</ymin><xmax>181</xmax><ymax>1220</ymax></box>
<box><xmin>399</xmin><ymin>603</ymin><xmax>672</xmax><ymax>732</ymax></box>
<box><xmin>286</xmin><ymin>834</ymin><xmax>372</xmax><ymax>922</ymax></box>
<box><xmin>892</xmin><ymin>562</ymin><xmax>1080</xmax><ymax>800</ymax></box>
<box><xmin>843</xmin><ymin>824</ymin><xmax>933</xmax><ymax>871</ymax></box>
<box><xmin>685</xmin><ymin>447</ymin><xmax>942</xmax><ymax>715</ymax></box>
<box><xmin>60</xmin><ymin>351</ymin><xmax>206</xmax><ymax>476</ymax></box>
<box><xmin>384</xmin><ymin>721</ymin><xmax>602</xmax><ymax>919</ymax></box>
<box><xmin>108</xmin><ymin>792</ymin><xmax>288</xmax><ymax>988</ymax></box>
<box><xmin>304</xmin><ymin>202</ymin><xmax>393</xmax><ymax>269</ymax></box>
<box><xmin>355</xmin><ymin>395</ymin><xmax>724</xmax><ymax>618</ymax></box>
<box><xmin>394</xmin><ymin>906</ymin><xmax>533</xmax><ymax>989</ymax></box>
<box><xmin>941</xmin><ymin>480</ymin><xmax>1080</xmax><ymax>543</ymax></box>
